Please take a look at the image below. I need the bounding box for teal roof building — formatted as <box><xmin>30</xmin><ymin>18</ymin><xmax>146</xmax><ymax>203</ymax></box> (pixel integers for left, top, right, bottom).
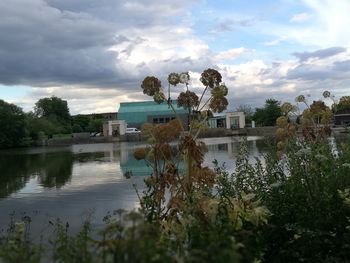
<box><xmin>118</xmin><ymin>101</ymin><xmax>188</xmax><ymax>128</ymax></box>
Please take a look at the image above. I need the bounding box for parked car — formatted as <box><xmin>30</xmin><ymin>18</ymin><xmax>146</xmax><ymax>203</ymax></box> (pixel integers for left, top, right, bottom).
<box><xmin>126</xmin><ymin>128</ymin><xmax>141</xmax><ymax>134</ymax></box>
<box><xmin>90</xmin><ymin>132</ymin><xmax>102</xmax><ymax>137</ymax></box>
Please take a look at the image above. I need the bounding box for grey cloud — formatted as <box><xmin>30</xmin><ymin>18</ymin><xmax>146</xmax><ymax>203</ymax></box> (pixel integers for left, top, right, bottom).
<box><xmin>0</xmin><ymin>0</ymin><xmax>202</xmax><ymax>91</ymax></box>
<box><xmin>333</xmin><ymin>60</ymin><xmax>350</xmax><ymax>71</ymax></box>
<box><xmin>292</xmin><ymin>47</ymin><xmax>347</xmax><ymax>62</ymax></box>
<box><xmin>210</xmin><ymin>18</ymin><xmax>257</xmax><ymax>34</ymax></box>
<box><xmin>46</xmin><ymin>0</ymin><xmax>200</xmax><ymax>26</ymax></box>
<box><xmin>287</xmin><ymin>59</ymin><xmax>350</xmax><ymax>81</ymax></box>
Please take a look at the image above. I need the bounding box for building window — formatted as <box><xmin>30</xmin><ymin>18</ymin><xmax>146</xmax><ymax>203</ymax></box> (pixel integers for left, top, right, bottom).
<box><xmin>159</xmin><ymin>118</ymin><xmax>164</xmax><ymax>123</ymax></box>
<box><xmin>171</xmin><ymin>117</ymin><xmax>175</xmax><ymax>120</ymax></box>
<box><xmin>153</xmin><ymin>118</ymin><xmax>159</xmax><ymax>124</ymax></box>
<box><xmin>165</xmin><ymin>117</ymin><xmax>170</xmax><ymax>123</ymax></box>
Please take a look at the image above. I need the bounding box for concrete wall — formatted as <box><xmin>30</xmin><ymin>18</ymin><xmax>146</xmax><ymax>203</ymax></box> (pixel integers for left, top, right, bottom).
<box><xmin>72</xmin><ymin>132</ymin><xmax>90</xmax><ymax>139</ymax></box>
<box><xmin>198</xmin><ymin>128</ymin><xmax>247</xmax><ymax>138</ymax></box>
<box><xmin>246</xmin><ymin>127</ymin><xmax>277</xmax><ymax>136</ymax></box>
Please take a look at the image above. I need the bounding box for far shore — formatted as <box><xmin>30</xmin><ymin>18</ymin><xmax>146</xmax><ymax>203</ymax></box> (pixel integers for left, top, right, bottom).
<box><xmin>30</xmin><ymin>126</ymin><xmax>348</xmax><ymax>147</ymax></box>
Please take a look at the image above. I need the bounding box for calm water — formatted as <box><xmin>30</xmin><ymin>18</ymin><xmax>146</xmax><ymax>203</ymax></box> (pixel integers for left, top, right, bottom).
<box><xmin>0</xmin><ymin>136</ymin><xmax>265</xmax><ymax>233</ymax></box>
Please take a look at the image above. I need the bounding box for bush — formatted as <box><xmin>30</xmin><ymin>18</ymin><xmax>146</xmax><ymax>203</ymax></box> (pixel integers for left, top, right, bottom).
<box><xmin>0</xmin><ymin>100</ymin><xmax>26</xmax><ymax>148</ymax></box>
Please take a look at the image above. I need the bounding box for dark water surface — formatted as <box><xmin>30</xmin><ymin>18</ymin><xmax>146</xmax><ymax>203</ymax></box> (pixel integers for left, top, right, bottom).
<box><xmin>0</xmin><ymin>136</ymin><xmax>265</xmax><ymax>233</ymax></box>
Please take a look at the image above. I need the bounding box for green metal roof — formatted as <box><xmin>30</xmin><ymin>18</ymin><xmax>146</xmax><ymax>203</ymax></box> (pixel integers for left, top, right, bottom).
<box><xmin>118</xmin><ymin>100</ymin><xmax>187</xmax><ymax>124</ymax></box>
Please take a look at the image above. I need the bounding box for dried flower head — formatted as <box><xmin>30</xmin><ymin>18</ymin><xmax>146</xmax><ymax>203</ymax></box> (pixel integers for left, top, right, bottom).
<box><xmin>192</xmin><ymin>166</ymin><xmax>216</xmax><ymax>187</ymax></box>
<box><xmin>177</xmin><ymin>91</ymin><xmax>199</xmax><ymax>110</ymax></box>
<box><xmin>281</xmin><ymin>102</ymin><xmax>295</xmax><ymax>115</ymax></box>
<box><xmin>295</xmin><ymin>95</ymin><xmax>306</xmax><ymax>103</ymax></box>
<box><xmin>151</xmin><ymin>120</ymin><xmax>182</xmax><ymax>143</ymax></box>
<box><xmin>323</xmin><ymin>90</ymin><xmax>331</xmax><ymax>98</ymax></box>
<box><xmin>158</xmin><ymin>143</ymin><xmax>175</xmax><ymax>160</ymax></box>
<box><xmin>168</xmin><ymin>73</ymin><xmax>180</xmax><ymax>86</ymax></box>
<box><xmin>179</xmin><ymin>135</ymin><xmax>207</xmax><ymax>165</ymax></box>
<box><xmin>200</xmin><ymin>68</ymin><xmax>222</xmax><ymax>88</ymax></box>
<box><xmin>201</xmin><ymin>110</ymin><xmax>213</xmax><ymax>118</ymax></box>
<box><xmin>211</xmin><ymin>84</ymin><xmax>228</xmax><ymax>97</ymax></box>
<box><xmin>276</xmin><ymin>116</ymin><xmax>288</xmax><ymax>127</ymax></box>
<box><xmin>209</xmin><ymin>96</ymin><xmax>228</xmax><ymax>113</ymax></box>
<box><xmin>276</xmin><ymin>128</ymin><xmax>286</xmax><ymax>140</ymax></box>
<box><xmin>141</xmin><ymin>76</ymin><xmax>161</xmax><ymax>96</ymax></box>
<box><xmin>134</xmin><ymin>147</ymin><xmax>147</xmax><ymax>160</ymax></box>
<box><xmin>179</xmin><ymin>72</ymin><xmax>190</xmax><ymax>84</ymax></box>
<box><xmin>153</xmin><ymin>92</ymin><xmax>165</xmax><ymax>104</ymax></box>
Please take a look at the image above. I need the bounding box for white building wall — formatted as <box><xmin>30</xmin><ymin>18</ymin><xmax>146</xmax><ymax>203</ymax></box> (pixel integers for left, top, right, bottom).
<box><xmin>107</xmin><ymin>120</ymin><xmax>127</xmax><ymax>136</ymax></box>
<box><xmin>226</xmin><ymin>112</ymin><xmax>245</xmax><ymax>129</ymax></box>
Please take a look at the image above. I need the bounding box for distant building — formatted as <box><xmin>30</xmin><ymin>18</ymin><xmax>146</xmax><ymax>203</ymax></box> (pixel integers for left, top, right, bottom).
<box><xmin>103</xmin><ymin>120</ymin><xmax>127</xmax><ymax>137</ymax></box>
<box><xmin>117</xmin><ymin>101</ymin><xmax>188</xmax><ymax>128</ymax></box>
<box><xmin>334</xmin><ymin>109</ymin><xmax>350</xmax><ymax>126</ymax></box>
<box><xmin>208</xmin><ymin>112</ymin><xmax>245</xmax><ymax>129</ymax></box>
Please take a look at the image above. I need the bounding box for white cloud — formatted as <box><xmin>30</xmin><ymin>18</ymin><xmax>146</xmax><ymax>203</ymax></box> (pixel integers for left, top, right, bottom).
<box><xmin>214</xmin><ymin>47</ymin><xmax>249</xmax><ymax>62</ymax></box>
<box><xmin>289</xmin><ymin>12</ymin><xmax>311</xmax><ymax>23</ymax></box>
<box><xmin>261</xmin><ymin>0</ymin><xmax>350</xmax><ymax>48</ymax></box>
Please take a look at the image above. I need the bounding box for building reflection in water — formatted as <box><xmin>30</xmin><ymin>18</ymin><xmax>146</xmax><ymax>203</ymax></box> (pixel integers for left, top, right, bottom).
<box><xmin>0</xmin><ymin>137</ymin><xmax>266</xmax><ymax>199</ymax></box>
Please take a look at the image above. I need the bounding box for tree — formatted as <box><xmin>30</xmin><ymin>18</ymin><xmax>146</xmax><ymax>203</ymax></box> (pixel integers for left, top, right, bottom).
<box><xmin>253</xmin><ymin>99</ymin><xmax>282</xmax><ymax>126</ymax></box>
<box><xmin>336</xmin><ymin>96</ymin><xmax>350</xmax><ymax>112</ymax></box>
<box><xmin>87</xmin><ymin>118</ymin><xmax>104</xmax><ymax>132</ymax></box>
<box><xmin>25</xmin><ymin>112</ymin><xmax>59</xmax><ymax>140</ymax></box>
<box><xmin>0</xmin><ymin>100</ymin><xmax>26</xmax><ymax>148</ymax></box>
<box><xmin>71</xmin><ymin>115</ymin><xmax>90</xmax><ymax>132</ymax></box>
<box><xmin>34</xmin><ymin>96</ymin><xmax>71</xmax><ymax>134</ymax></box>
<box><xmin>309</xmin><ymin>100</ymin><xmax>331</xmax><ymax>124</ymax></box>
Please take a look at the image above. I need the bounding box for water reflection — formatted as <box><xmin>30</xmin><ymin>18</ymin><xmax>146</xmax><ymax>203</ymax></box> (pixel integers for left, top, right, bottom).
<box><xmin>0</xmin><ymin>137</ymin><xmax>268</xmax><ymax>199</ymax></box>
<box><xmin>202</xmin><ymin>137</ymin><xmax>267</xmax><ymax>172</ymax></box>
<box><xmin>0</xmin><ymin>137</ymin><xmax>268</xmax><ymax>234</ymax></box>
<box><xmin>0</xmin><ymin>152</ymin><xmax>74</xmax><ymax>198</ymax></box>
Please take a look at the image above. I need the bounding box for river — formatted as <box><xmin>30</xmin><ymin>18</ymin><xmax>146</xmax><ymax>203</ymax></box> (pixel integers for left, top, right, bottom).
<box><xmin>0</xmin><ymin>136</ymin><xmax>266</xmax><ymax>235</ymax></box>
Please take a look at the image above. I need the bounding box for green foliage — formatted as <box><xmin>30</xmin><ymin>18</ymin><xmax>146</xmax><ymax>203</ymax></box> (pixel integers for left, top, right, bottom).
<box><xmin>336</xmin><ymin>96</ymin><xmax>350</xmax><ymax>112</ymax></box>
<box><xmin>216</xmin><ymin>137</ymin><xmax>350</xmax><ymax>262</ymax></box>
<box><xmin>87</xmin><ymin>118</ymin><xmax>104</xmax><ymax>132</ymax></box>
<box><xmin>34</xmin><ymin>96</ymin><xmax>70</xmax><ymax>121</ymax></box>
<box><xmin>34</xmin><ymin>96</ymin><xmax>71</xmax><ymax>134</ymax></box>
<box><xmin>253</xmin><ymin>99</ymin><xmax>282</xmax><ymax>126</ymax></box>
<box><xmin>0</xmin><ymin>99</ymin><xmax>26</xmax><ymax>148</ymax></box>
<box><xmin>72</xmin><ymin>115</ymin><xmax>90</xmax><ymax>132</ymax></box>
<box><xmin>25</xmin><ymin>112</ymin><xmax>60</xmax><ymax>139</ymax></box>
<box><xmin>0</xmin><ymin>215</ymin><xmax>43</xmax><ymax>263</ymax></box>
<box><xmin>72</xmin><ymin>124</ymin><xmax>83</xmax><ymax>133</ymax></box>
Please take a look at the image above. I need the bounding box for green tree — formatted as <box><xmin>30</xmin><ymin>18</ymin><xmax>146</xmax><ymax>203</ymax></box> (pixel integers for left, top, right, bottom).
<box><xmin>336</xmin><ymin>96</ymin><xmax>350</xmax><ymax>112</ymax></box>
<box><xmin>253</xmin><ymin>99</ymin><xmax>282</xmax><ymax>126</ymax></box>
<box><xmin>34</xmin><ymin>96</ymin><xmax>71</xmax><ymax>134</ymax></box>
<box><xmin>72</xmin><ymin>115</ymin><xmax>90</xmax><ymax>132</ymax></box>
<box><xmin>0</xmin><ymin>100</ymin><xmax>26</xmax><ymax>148</ymax></box>
<box><xmin>25</xmin><ymin>112</ymin><xmax>59</xmax><ymax>139</ymax></box>
<box><xmin>87</xmin><ymin>118</ymin><xmax>104</xmax><ymax>133</ymax></box>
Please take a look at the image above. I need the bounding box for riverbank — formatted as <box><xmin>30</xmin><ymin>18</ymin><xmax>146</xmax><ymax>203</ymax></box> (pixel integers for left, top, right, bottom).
<box><xmin>34</xmin><ymin>126</ymin><xmax>348</xmax><ymax>146</ymax></box>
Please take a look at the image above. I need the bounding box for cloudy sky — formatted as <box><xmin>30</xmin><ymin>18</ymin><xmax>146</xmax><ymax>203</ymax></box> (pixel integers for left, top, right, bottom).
<box><xmin>0</xmin><ymin>0</ymin><xmax>349</xmax><ymax>114</ymax></box>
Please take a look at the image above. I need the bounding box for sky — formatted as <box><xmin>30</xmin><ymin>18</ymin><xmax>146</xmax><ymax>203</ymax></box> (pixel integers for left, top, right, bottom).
<box><xmin>0</xmin><ymin>0</ymin><xmax>349</xmax><ymax>114</ymax></box>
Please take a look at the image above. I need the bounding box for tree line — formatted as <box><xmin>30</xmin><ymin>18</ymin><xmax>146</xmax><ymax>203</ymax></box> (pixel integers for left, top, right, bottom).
<box><xmin>0</xmin><ymin>96</ymin><xmax>105</xmax><ymax>149</ymax></box>
<box><xmin>1</xmin><ymin>94</ymin><xmax>350</xmax><ymax>148</ymax></box>
<box><xmin>237</xmin><ymin>95</ymin><xmax>350</xmax><ymax>127</ymax></box>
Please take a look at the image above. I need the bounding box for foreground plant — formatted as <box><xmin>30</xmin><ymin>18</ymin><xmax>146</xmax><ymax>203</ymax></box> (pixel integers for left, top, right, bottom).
<box><xmin>134</xmin><ymin>70</ymin><xmax>269</xmax><ymax>261</ymax></box>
